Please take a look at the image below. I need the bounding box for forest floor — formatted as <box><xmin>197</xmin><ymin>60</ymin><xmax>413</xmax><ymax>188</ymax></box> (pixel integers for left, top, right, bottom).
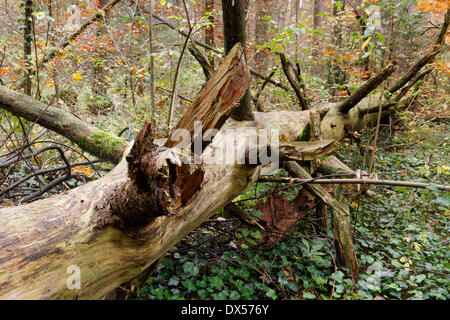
<box><xmin>138</xmin><ymin>107</ymin><xmax>449</xmax><ymax>300</ymax></box>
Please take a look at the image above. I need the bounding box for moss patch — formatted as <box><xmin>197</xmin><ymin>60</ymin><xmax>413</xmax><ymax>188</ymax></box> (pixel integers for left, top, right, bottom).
<box><xmin>76</xmin><ymin>130</ymin><xmax>126</xmax><ymax>163</ymax></box>
<box><xmin>298</xmin><ymin>123</ymin><xmax>311</xmax><ymax>141</ymax></box>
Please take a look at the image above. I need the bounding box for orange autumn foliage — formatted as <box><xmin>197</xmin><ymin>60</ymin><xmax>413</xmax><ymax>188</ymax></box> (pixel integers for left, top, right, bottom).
<box><xmin>416</xmin><ymin>0</ymin><xmax>449</xmax><ymax>14</ymax></box>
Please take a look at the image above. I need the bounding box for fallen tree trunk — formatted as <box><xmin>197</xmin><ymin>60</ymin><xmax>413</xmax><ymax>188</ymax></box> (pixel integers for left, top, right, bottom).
<box><xmin>283</xmin><ymin>161</ymin><xmax>359</xmax><ymax>279</ymax></box>
<box><xmin>0</xmin><ymin>86</ymin><xmax>127</xmax><ymax>163</ymax></box>
<box><xmin>0</xmin><ymin>54</ymin><xmax>435</xmax><ymax>298</ymax></box>
<box><xmin>0</xmin><ymin>112</ymin><xmax>326</xmax><ymax>299</ymax></box>
<box><xmin>1</xmin><ymin>11</ymin><xmax>447</xmax><ymax>298</ymax></box>
<box><xmin>0</xmin><ymin>44</ymin><xmax>327</xmax><ymax>299</ymax></box>
<box><xmin>0</xmin><ymin>44</ymin><xmax>246</xmax><ymax>299</ymax></box>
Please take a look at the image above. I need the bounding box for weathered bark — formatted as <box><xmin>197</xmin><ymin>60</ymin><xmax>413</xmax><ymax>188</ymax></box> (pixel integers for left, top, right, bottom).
<box><xmin>0</xmin><ymin>10</ymin><xmax>444</xmax><ymax>297</ymax></box>
<box><xmin>0</xmin><ymin>109</ymin><xmax>324</xmax><ymax>299</ymax></box>
<box><xmin>0</xmin><ymin>85</ymin><xmax>126</xmax><ymax>163</ymax></box>
<box><xmin>332</xmin><ymin>185</ymin><xmax>359</xmax><ymax>280</ymax></box>
<box><xmin>165</xmin><ymin>43</ymin><xmax>249</xmax><ymax>149</ymax></box>
<box><xmin>310</xmin><ymin>109</ymin><xmax>329</xmax><ymax>230</ymax></box>
<box><xmin>279</xmin><ymin>140</ymin><xmax>336</xmax><ymax>162</ymax></box>
<box><xmin>0</xmin><ymin>69</ymin><xmax>425</xmax><ymax>299</ymax></box>
<box><xmin>1</xmin><ymin>43</ymin><xmax>338</xmax><ymax>298</ymax></box>
<box><xmin>0</xmin><ymin>44</ymin><xmax>256</xmax><ymax>299</ymax></box>
<box><xmin>338</xmin><ymin>61</ymin><xmax>397</xmax><ymax>113</ymax></box>
<box><xmin>283</xmin><ymin>161</ymin><xmax>359</xmax><ymax>279</ymax></box>
<box><xmin>387</xmin><ymin>51</ymin><xmax>438</xmax><ymax>95</ymax></box>
<box><xmin>436</xmin><ymin>8</ymin><xmax>450</xmax><ymax>47</ymax></box>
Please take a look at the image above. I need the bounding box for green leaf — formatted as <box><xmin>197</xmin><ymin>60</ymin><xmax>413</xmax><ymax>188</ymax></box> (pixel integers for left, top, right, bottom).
<box><xmin>181</xmin><ymin>279</ymin><xmax>197</xmax><ymax>292</ymax></box>
<box><xmin>266</xmin><ymin>288</ymin><xmax>277</xmax><ymax>300</ymax></box>
<box><xmin>303</xmin><ymin>292</ymin><xmax>316</xmax><ymax>299</ymax></box>
<box><xmin>183</xmin><ymin>261</ymin><xmax>199</xmax><ymax>276</ymax></box>
<box><xmin>209</xmin><ymin>276</ymin><xmax>224</xmax><ymax>290</ymax></box>
<box><xmin>168</xmin><ymin>276</ymin><xmax>179</xmax><ymax>287</ymax></box>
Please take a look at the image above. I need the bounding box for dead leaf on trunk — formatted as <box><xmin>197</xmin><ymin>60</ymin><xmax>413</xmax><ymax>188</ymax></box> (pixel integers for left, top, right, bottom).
<box><xmin>255</xmin><ymin>188</ymin><xmax>318</xmax><ymax>247</ymax></box>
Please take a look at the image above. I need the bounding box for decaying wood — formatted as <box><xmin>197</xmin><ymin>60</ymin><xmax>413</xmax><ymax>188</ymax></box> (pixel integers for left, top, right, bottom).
<box><xmin>0</xmin><ymin>110</ymin><xmax>314</xmax><ymax>299</ymax></box>
<box><xmin>394</xmin><ymin>67</ymin><xmax>433</xmax><ymax>102</ymax></box>
<box><xmin>0</xmin><ymin>44</ymin><xmax>314</xmax><ymax>299</ymax></box>
<box><xmin>1</xmin><ymin>9</ymin><xmax>447</xmax><ymax>298</ymax></box>
<box><xmin>338</xmin><ymin>61</ymin><xmax>397</xmax><ymax>113</ymax></box>
<box><xmin>0</xmin><ymin>45</ymin><xmax>250</xmax><ymax>299</ymax></box>
<box><xmin>309</xmin><ymin>109</ymin><xmax>329</xmax><ymax>230</ymax></box>
<box><xmin>165</xmin><ymin>43</ymin><xmax>249</xmax><ymax>149</ymax></box>
<box><xmin>282</xmin><ymin>161</ymin><xmax>359</xmax><ymax>279</ymax></box>
<box><xmin>387</xmin><ymin>52</ymin><xmax>438</xmax><ymax>95</ymax></box>
<box><xmin>279</xmin><ymin>140</ymin><xmax>336</xmax><ymax>161</ymax></box>
<box><xmin>332</xmin><ymin>185</ymin><xmax>359</xmax><ymax>280</ymax></box>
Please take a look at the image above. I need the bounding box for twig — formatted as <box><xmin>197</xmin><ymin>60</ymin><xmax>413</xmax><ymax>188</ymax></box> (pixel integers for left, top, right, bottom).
<box><xmin>279</xmin><ymin>53</ymin><xmax>308</xmax><ymax>110</ymax></box>
<box><xmin>257</xmin><ymin>177</ymin><xmax>450</xmax><ymax>192</ymax></box>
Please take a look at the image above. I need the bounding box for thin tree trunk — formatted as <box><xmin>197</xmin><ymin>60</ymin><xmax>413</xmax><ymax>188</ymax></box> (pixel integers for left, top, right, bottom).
<box><xmin>254</xmin><ymin>0</ymin><xmax>269</xmax><ymax>73</ymax></box>
<box><xmin>23</xmin><ymin>0</ymin><xmax>33</xmax><ymax>96</ymax></box>
<box><xmin>148</xmin><ymin>0</ymin><xmax>156</xmax><ymax>119</ymax></box>
<box><xmin>222</xmin><ymin>0</ymin><xmax>254</xmax><ymax>121</ymax></box>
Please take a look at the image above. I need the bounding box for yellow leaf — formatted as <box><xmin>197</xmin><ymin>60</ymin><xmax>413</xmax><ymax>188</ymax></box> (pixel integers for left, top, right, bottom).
<box><xmin>361</xmin><ymin>37</ymin><xmax>372</xmax><ymax>50</ymax></box>
<box><xmin>73</xmin><ymin>166</ymin><xmax>93</xmax><ymax>178</ymax></box>
<box><xmin>43</xmin><ymin>81</ymin><xmax>55</xmax><ymax>88</ymax></box>
<box><xmin>419</xmin><ymin>234</ymin><xmax>427</xmax><ymax>243</ymax></box>
<box><xmin>72</xmin><ymin>72</ymin><xmax>83</xmax><ymax>82</ymax></box>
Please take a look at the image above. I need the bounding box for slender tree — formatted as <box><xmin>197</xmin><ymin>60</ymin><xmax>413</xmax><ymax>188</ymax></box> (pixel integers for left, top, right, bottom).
<box><xmin>148</xmin><ymin>0</ymin><xmax>156</xmax><ymax>119</ymax></box>
<box><xmin>254</xmin><ymin>0</ymin><xmax>269</xmax><ymax>73</ymax></box>
<box><xmin>23</xmin><ymin>0</ymin><xmax>33</xmax><ymax>96</ymax></box>
<box><xmin>221</xmin><ymin>0</ymin><xmax>254</xmax><ymax>121</ymax></box>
